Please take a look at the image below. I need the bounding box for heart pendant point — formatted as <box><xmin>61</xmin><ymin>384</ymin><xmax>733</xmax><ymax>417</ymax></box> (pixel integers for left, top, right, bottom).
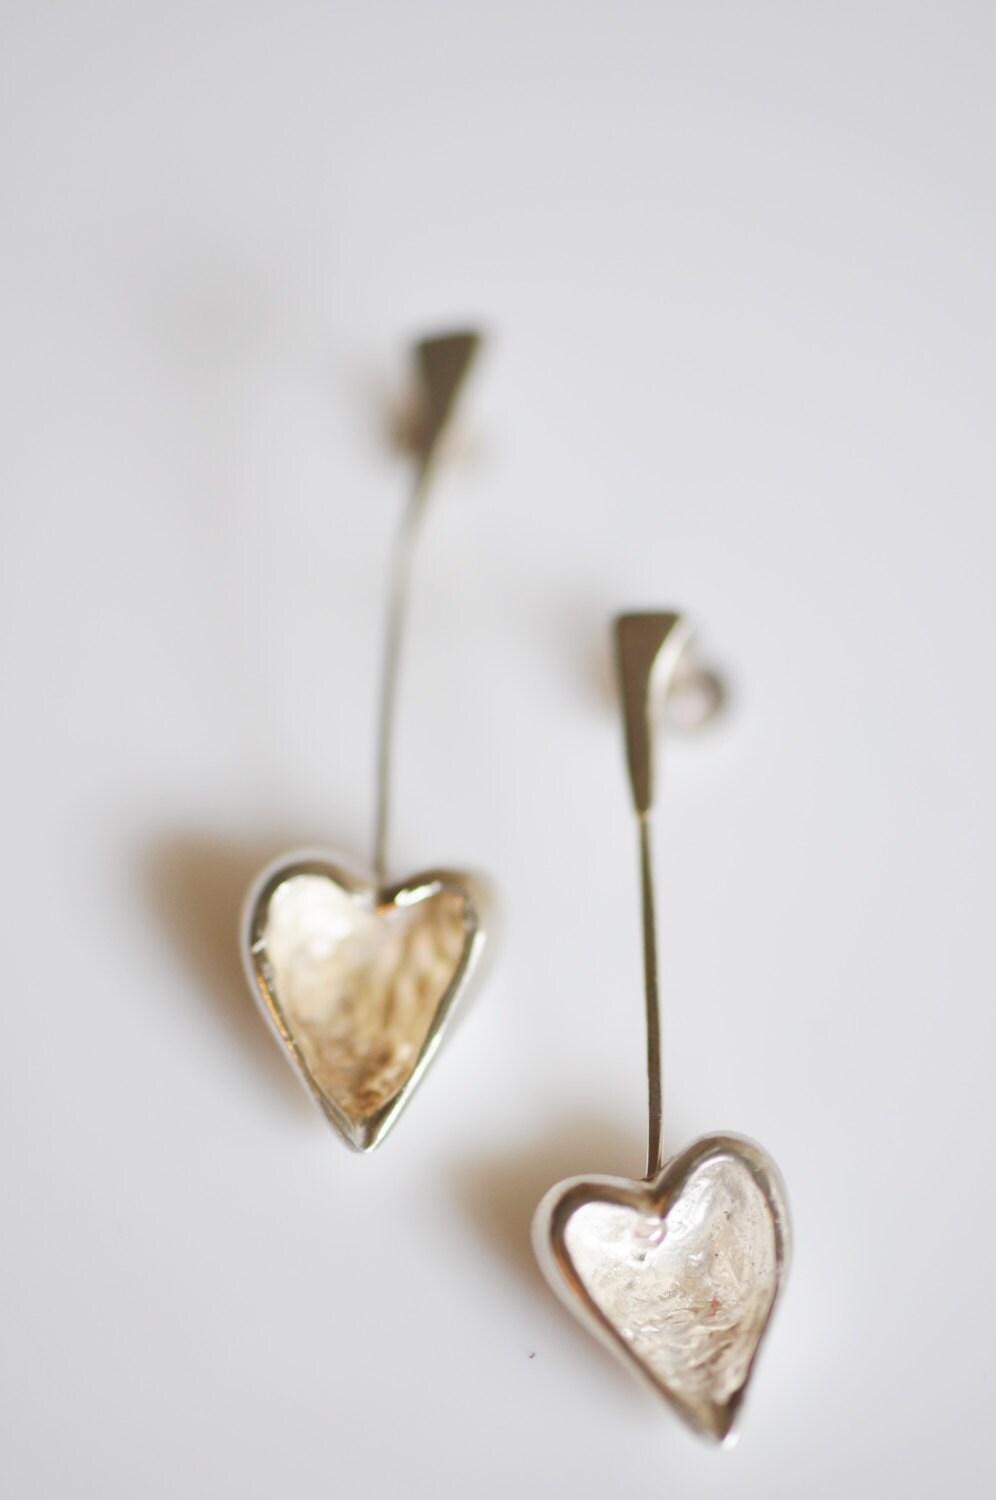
<box><xmin>534</xmin><ymin>1134</ymin><xmax>790</xmax><ymax>1441</ymax></box>
<box><xmin>241</xmin><ymin>853</ymin><xmax>488</xmax><ymax>1150</ymax></box>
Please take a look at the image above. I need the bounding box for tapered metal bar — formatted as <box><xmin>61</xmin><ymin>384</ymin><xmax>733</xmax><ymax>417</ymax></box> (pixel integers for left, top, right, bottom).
<box><xmin>614</xmin><ymin>613</ymin><xmax>691</xmax><ymax>1178</ymax></box>
<box><xmin>372</xmin><ymin>331</ymin><xmax>482</xmax><ymax>886</ymax></box>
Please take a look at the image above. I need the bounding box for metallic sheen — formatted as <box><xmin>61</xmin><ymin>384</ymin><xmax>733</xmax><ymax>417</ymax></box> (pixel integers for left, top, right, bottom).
<box><xmin>534</xmin><ymin>1136</ymin><xmax>789</xmax><ymax>1443</ymax></box>
<box><xmin>533</xmin><ymin>610</ymin><xmax>791</xmax><ymax>1441</ymax></box>
<box><xmin>243</xmin><ymin>856</ymin><xmax>488</xmax><ymax>1151</ymax></box>
<box><xmin>240</xmin><ymin>331</ymin><xmax>488</xmax><ymax>1150</ymax></box>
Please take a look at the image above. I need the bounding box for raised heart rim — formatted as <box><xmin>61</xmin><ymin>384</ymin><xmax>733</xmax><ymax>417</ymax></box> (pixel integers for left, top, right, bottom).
<box><xmin>241</xmin><ymin>850</ymin><xmax>489</xmax><ymax>1152</ymax></box>
<box><xmin>533</xmin><ymin>1133</ymin><xmax>791</xmax><ymax>1443</ymax></box>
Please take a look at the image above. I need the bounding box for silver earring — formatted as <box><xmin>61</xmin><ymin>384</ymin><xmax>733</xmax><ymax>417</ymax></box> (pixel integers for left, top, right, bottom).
<box><xmin>240</xmin><ymin>332</ymin><xmax>490</xmax><ymax>1152</ymax></box>
<box><xmin>533</xmin><ymin>612</ymin><xmax>790</xmax><ymax>1443</ymax></box>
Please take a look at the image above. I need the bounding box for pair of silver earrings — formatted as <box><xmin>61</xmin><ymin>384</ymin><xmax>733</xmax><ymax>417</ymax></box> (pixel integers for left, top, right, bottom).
<box><xmin>239</xmin><ymin>330</ymin><xmax>790</xmax><ymax>1445</ymax></box>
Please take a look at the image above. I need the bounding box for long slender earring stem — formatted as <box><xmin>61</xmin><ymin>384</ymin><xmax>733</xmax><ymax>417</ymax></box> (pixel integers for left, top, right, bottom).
<box><xmin>637</xmin><ymin>811</ymin><xmax>663</xmax><ymax>1178</ymax></box>
<box><xmin>372</xmin><ymin>462</ymin><xmax>427</xmax><ymax>890</ymax></box>
<box><xmin>614</xmin><ymin>612</ymin><xmax>692</xmax><ymax>1180</ymax></box>
<box><xmin>371</xmin><ymin>331</ymin><xmax>482</xmax><ymax>888</ymax></box>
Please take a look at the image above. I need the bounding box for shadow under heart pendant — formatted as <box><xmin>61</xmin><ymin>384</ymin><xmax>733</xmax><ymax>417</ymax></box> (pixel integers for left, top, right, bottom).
<box><xmin>242</xmin><ymin>332</ymin><xmax>489</xmax><ymax>1152</ymax></box>
<box><xmin>533</xmin><ymin>614</ymin><xmax>790</xmax><ymax>1443</ymax></box>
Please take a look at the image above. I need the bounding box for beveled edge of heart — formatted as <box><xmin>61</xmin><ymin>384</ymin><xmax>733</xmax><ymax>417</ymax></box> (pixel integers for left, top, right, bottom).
<box><xmin>532</xmin><ymin>1133</ymin><xmax>791</xmax><ymax>1444</ymax></box>
<box><xmin>239</xmin><ymin>848</ymin><xmax>490</xmax><ymax>1153</ymax></box>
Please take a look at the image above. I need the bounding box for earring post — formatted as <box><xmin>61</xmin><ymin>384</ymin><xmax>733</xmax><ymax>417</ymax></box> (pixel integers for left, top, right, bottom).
<box><xmin>371</xmin><ymin>331</ymin><xmax>482</xmax><ymax>888</ymax></box>
<box><xmin>614</xmin><ymin>612</ymin><xmax>691</xmax><ymax>1179</ymax></box>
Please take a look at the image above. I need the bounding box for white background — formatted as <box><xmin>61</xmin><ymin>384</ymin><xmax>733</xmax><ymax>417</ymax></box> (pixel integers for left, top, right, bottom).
<box><xmin>3</xmin><ymin>3</ymin><xmax>995</xmax><ymax>1496</ymax></box>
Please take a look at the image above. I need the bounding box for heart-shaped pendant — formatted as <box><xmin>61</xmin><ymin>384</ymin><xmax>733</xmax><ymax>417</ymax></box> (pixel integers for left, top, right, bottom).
<box><xmin>534</xmin><ymin>1135</ymin><xmax>790</xmax><ymax>1443</ymax></box>
<box><xmin>242</xmin><ymin>854</ymin><xmax>488</xmax><ymax>1150</ymax></box>
<box><xmin>240</xmin><ymin>332</ymin><xmax>492</xmax><ymax>1149</ymax></box>
<box><xmin>533</xmin><ymin>614</ymin><xmax>791</xmax><ymax>1438</ymax></box>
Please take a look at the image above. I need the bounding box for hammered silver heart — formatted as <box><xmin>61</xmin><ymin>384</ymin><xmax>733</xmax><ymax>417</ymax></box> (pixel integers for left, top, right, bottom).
<box><xmin>533</xmin><ymin>1135</ymin><xmax>790</xmax><ymax>1442</ymax></box>
<box><xmin>241</xmin><ymin>853</ymin><xmax>488</xmax><ymax>1151</ymax></box>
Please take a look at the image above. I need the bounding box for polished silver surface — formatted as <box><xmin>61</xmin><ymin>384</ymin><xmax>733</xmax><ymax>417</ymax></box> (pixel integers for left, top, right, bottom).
<box><xmin>534</xmin><ymin>1136</ymin><xmax>789</xmax><ymax>1443</ymax></box>
<box><xmin>242</xmin><ymin>853</ymin><xmax>488</xmax><ymax>1151</ymax></box>
<box><xmin>533</xmin><ymin>611</ymin><xmax>790</xmax><ymax>1441</ymax></box>
<box><xmin>240</xmin><ymin>331</ymin><xmax>488</xmax><ymax>1150</ymax></box>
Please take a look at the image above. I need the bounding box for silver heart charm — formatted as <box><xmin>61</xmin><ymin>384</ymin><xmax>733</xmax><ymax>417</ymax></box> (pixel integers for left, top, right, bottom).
<box><xmin>534</xmin><ymin>1135</ymin><xmax>790</xmax><ymax>1443</ymax></box>
<box><xmin>238</xmin><ymin>332</ymin><xmax>494</xmax><ymax>1150</ymax></box>
<box><xmin>241</xmin><ymin>853</ymin><xmax>488</xmax><ymax>1151</ymax></box>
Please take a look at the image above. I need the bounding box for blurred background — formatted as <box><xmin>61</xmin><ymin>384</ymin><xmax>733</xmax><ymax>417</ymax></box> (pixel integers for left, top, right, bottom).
<box><xmin>2</xmin><ymin>3</ymin><xmax>994</xmax><ymax>1496</ymax></box>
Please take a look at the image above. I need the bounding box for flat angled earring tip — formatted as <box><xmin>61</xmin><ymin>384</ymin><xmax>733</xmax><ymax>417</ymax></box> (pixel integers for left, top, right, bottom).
<box><xmin>412</xmin><ymin>329</ymin><xmax>484</xmax><ymax>464</ymax></box>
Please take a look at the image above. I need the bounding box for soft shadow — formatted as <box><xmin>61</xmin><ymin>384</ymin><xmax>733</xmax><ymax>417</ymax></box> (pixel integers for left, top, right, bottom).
<box><xmin>450</xmin><ymin>1115</ymin><xmax>653</xmax><ymax>1400</ymax></box>
<box><xmin>139</xmin><ymin>830</ymin><xmax>325</xmax><ymax>1115</ymax></box>
<box><xmin>547</xmin><ymin>593</ymin><xmax>615</xmax><ymax>712</ymax></box>
<box><xmin>450</xmin><ymin>1113</ymin><xmax>643</xmax><ymax>1290</ymax></box>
